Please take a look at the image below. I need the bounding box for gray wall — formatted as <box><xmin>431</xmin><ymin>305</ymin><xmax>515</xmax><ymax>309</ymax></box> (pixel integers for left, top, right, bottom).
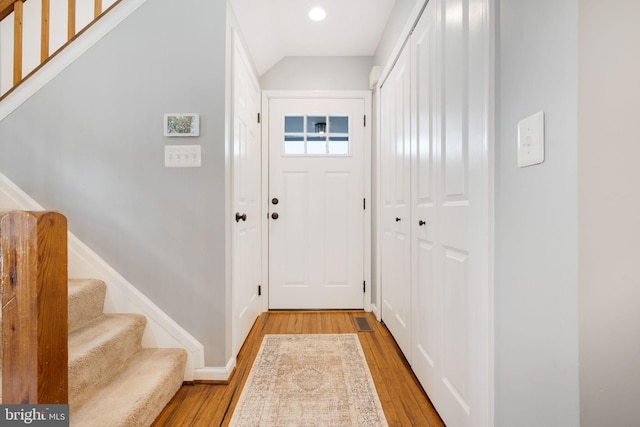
<box><xmin>260</xmin><ymin>56</ymin><xmax>373</xmax><ymax>90</ymax></box>
<box><xmin>579</xmin><ymin>0</ymin><xmax>640</xmax><ymax>425</ymax></box>
<box><xmin>495</xmin><ymin>0</ymin><xmax>580</xmax><ymax>425</ymax></box>
<box><xmin>373</xmin><ymin>0</ymin><xmax>419</xmax><ymax>69</ymax></box>
<box><xmin>0</xmin><ymin>0</ymin><xmax>228</xmax><ymax>366</ymax></box>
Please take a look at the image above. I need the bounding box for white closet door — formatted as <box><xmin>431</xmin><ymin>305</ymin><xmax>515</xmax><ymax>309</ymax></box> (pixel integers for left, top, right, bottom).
<box><xmin>410</xmin><ymin>0</ymin><xmax>441</xmax><ymax>406</ymax></box>
<box><xmin>379</xmin><ymin>1</ymin><xmax>491</xmax><ymax>424</ymax></box>
<box><xmin>436</xmin><ymin>0</ymin><xmax>491</xmax><ymax>424</ymax></box>
<box><xmin>380</xmin><ymin>43</ymin><xmax>412</xmax><ymax>358</ymax></box>
<box><xmin>410</xmin><ymin>0</ymin><xmax>492</xmax><ymax>426</ymax></box>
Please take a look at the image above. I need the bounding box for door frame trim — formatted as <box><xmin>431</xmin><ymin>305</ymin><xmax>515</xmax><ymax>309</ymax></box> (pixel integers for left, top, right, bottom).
<box><xmin>260</xmin><ymin>90</ymin><xmax>373</xmax><ymax>312</ymax></box>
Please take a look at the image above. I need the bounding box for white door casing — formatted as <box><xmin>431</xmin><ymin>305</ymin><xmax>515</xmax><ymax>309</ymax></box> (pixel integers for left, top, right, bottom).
<box><xmin>380</xmin><ymin>44</ymin><xmax>413</xmax><ymax>358</ymax></box>
<box><xmin>231</xmin><ymin>30</ymin><xmax>262</xmax><ymax>356</ymax></box>
<box><xmin>266</xmin><ymin>95</ymin><xmax>369</xmax><ymax>310</ymax></box>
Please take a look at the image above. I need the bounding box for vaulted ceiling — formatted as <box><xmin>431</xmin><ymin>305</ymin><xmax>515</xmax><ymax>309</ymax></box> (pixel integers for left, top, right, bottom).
<box><xmin>228</xmin><ymin>0</ymin><xmax>397</xmax><ymax>75</ymax></box>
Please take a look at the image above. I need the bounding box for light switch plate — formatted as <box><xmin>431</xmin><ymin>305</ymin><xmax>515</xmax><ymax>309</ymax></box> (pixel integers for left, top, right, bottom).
<box><xmin>517</xmin><ymin>111</ymin><xmax>544</xmax><ymax>168</ymax></box>
<box><xmin>164</xmin><ymin>145</ymin><xmax>201</xmax><ymax>167</ymax></box>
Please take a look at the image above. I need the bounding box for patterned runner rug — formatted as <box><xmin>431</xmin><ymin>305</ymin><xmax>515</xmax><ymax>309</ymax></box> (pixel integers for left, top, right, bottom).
<box><xmin>229</xmin><ymin>334</ymin><xmax>388</xmax><ymax>426</ymax></box>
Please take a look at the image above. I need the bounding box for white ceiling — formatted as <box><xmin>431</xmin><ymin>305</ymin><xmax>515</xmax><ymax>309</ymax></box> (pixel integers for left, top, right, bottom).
<box><xmin>229</xmin><ymin>0</ymin><xmax>397</xmax><ymax>75</ymax></box>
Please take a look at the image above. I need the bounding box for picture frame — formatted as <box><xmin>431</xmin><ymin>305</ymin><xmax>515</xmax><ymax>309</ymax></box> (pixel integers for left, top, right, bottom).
<box><xmin>164</xmin><ymin>113</ymin><xmax>200</xmax><ymax>137</ymax></box>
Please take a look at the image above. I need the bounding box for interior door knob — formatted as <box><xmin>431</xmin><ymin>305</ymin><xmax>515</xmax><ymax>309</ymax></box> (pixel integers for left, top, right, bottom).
<box><xmin>419</xmin><ymin>220</ymin><xmax>426</xmax><ymax>226</ymax></box>
<box><xmin>395</xmin><ymin>217</ymin><xmax>401</xmax><ymax>222</ymax></box>
<box><xmin>272</xmin><ymin>198</ymin><xmax>279</xmax><ymax>205</ymax></box>
<box><xmin>271</xmin><ymin>212</ymin><xmax>279</xmax><ymax>220</ymax></box>
<box><xmin>235</xmin><ymin>212</ymin><xmax>247</xmax><ymax>222</ymax></box>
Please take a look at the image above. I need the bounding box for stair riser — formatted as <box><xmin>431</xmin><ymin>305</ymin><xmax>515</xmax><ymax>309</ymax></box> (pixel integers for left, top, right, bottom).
<box><xmin>68</xmin><ymin>279</ymin><xmax>107</xmax><ymax>333</ymax></box>
<box><xmin>69</xmin><ymin>314</ymin><xmax>146</xmax><ymax>406</ymax></box>
<box><xmin>70</xmin><ymin>348</ymin><xmax>187</xmax><ymax>427</ymax></box>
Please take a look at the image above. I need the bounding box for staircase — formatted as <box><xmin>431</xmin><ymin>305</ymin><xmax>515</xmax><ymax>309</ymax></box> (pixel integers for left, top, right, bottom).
<box><xmin>1</xmin><ymin>1</ymin><xmax>192</xmax><ymax>421</ymax></box>
<box><xmin>1</xmin><ymin>191</ymin><xmax>196</xmax><ymax>427</ymax></box>
<box><xmin>1</xmin><ymin>277</ymin><xmax>187</xmax><ymax>426</ymax></box>
<box><xmin>68</xmin><ymin>278</ymin><xmax>186</xmax><ymax>426</ymax></box>
<box><xmin>2</xmin><ymin>2</ymin><xmax>192</xmax><ymax>420</ymax></box>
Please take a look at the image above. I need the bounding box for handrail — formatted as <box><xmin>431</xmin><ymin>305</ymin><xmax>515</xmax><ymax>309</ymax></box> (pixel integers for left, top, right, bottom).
<box><xmin>0</xmin><ymin>0</ymin><xmax>24</xmax><ymax>22</ymax></box>
<box><xmin>0</xmin><ymin>211</ymin><xmax>68</xmax><ymax>404</ymax></box>
<box><xmin>0</xmin><ymin>0</ymin><xmax>124</xmax><ymax>101</ymax></box>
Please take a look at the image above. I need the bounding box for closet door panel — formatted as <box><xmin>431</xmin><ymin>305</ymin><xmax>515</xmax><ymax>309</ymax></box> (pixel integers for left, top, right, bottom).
<box><xmin>380</xmin><ymin>43</ymin><xmax>412</xmax><ymax>358</ymax></box>
<box><xmin>436</xmin><ymin>0</ymin><xmax>491</xmax><ymax>425</ymax></box>
<box><xmin>437</xmin><ymin>0</ymin><xmax>473</xmax><ymax>423</ymax></box>
<box><xmin>411</xmin><ymin>0</ymin><xmax>441</xmax><ymax>400</ymax></box>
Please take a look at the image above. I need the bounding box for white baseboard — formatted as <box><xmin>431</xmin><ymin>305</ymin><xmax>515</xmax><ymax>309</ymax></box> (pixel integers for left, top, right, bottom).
<box><xmin>194</xmin><ymin>357</ymin><xmax>236</xmax><ymax>382</ymax></box>
<box><xmin>0</xmin><ymin>171</ymin><xmax>45</xmax><ymax>210</ymax></box>
<box><xmin>370</xmin><ymin>303</ymin><xmax>381</xmax><ymax>321</ymax></box>
<box><xmin>0</xmin><ymin>171</ymin><xmax>204</xmax><ymax>381</ymax></box>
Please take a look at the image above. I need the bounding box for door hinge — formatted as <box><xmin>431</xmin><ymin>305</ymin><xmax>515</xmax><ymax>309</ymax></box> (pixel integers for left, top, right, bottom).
<box><xmin>257</xmin><ymin>112</ymin><xmax>261</xmax><ymax>123</ymax></box>
<box><xmin>363</xmin><ymin>115</ymin><xmax>366</xmax><ymax>127</ymax></box>
<box><xmin>258</xmin><ymin>285</ymin><xmax>262</xmax><ymax>296</ymax></box>
<box><xmin>363</xmin><ymin>198</ymin><xmax>366</xmax><ymax>210</ymax></box>
<box><xmin>363</xmin><ymin>281</ymin><xmax>366</xmax><ymax>293</ymax></box>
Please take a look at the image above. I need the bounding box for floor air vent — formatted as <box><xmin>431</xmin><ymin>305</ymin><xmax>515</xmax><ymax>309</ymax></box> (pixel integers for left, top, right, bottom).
<box><xmin>354</xmin><ymin>317</ymin><xmax>374</xmax><ymax>332</ymax></box>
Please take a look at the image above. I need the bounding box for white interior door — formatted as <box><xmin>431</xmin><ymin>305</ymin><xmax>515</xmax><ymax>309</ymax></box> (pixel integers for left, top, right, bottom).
<box><xmin>411</xmin><ymin>0</ymin><xmax>440</xmax><ymax>405</ymax></box>
<box><xmin>380</xmin><ymin>44</ymin><xmax>412</xmax><ymax>357</ymax></box>
<box><xmin>409</xmin><ymin>1</ymin><xmax>492</xmax><ymax>426</ymax></box>
<box><xmin>435</xmin><ymin>0</ymin><xmax>491</xmax><ymax>424</ymax></box>
<box><xmin>232</xmin><ymin>31</ymin><xmax>262</xmax><ymax>356</ymax></box>
<box><xmin>268</xmin><ymin>97</ymin><xmax>365</xmax><ymax>309</ymax></box>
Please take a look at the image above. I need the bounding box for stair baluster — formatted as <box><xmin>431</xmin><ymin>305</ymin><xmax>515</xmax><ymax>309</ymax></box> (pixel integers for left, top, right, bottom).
<box><xmin>0</xmin><ymin>0</ymin><xmax>124</xmax><ymax>100</ymax></box>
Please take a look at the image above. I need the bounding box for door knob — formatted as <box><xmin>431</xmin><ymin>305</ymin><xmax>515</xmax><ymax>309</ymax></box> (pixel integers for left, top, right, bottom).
<box><xmin>235</xmin><ymin>212</ymin><xmax>247</xmax><ymax>222</ymax></box>
<box><xmin>271</xmin><ymin>212</ymin><xmax>279</xmax><ymax>220</ymax></box>
<box><xmin>419</xmin><ymin>220</ymin><xmax>426</xmax><ymax>226</ymax></box>
<box><xmin>395</xmin><ymin>217</ymin><xmax>401</xmax><ymax>222</ymax></box>
<box><xmin>272</xmin><ymin>198</ymin><xmax>279</xmax><ymax>205</ymax></box>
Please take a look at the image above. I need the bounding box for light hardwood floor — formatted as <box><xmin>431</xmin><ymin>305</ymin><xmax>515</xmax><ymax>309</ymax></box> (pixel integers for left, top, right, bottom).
<box><xmin>152</xmin><ymin>311</ymin><xmax>445</xmax><ymax>426</ymax></box>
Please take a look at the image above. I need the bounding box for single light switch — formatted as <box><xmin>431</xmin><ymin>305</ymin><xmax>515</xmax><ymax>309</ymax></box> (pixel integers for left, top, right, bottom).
<box><xmin>517</xmin><ymin>112</ymin><xmax>544</xmax><ymax>168</ymax></box>
<box><xmin>165</xmin><ymin>145</ymin><xmax>201</xmax><ymax>167</ymax></box>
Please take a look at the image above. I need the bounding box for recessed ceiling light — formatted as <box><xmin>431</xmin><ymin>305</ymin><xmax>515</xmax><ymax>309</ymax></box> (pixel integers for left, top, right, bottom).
<box><xmin>308</xmin><ymin>7</ymin><xmax>326</xmax><ymax>22</ymax></box>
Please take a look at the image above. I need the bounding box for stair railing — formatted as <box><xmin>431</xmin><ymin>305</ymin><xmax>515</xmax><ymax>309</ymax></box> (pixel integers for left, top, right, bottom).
<box><xmin>0</xmin><ymin>211</ymin><xmax>68</xmax><ymax>404</ymax></box>
<box><xmin>0</xmin><ymin>0</ymin><xmax>123</xmax><ymax>101</ymax></box>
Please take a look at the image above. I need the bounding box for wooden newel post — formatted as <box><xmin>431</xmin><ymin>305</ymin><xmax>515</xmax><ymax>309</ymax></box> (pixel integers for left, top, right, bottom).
<box><xmin>1</xmin><ymin>211</ymin><xmax>68</xmax><ymax>404</ymax></box>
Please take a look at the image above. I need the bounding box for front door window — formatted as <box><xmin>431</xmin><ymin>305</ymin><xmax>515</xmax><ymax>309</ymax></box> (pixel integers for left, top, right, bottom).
<box><xmin>283</xmin><ymin>115</ymin><xmax>350</xmax><ymax>155</ymax></box>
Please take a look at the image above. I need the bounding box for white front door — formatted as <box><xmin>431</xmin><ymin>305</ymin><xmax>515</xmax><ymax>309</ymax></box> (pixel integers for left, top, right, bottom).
<box><xmin>231</xmin><ymin>32</ymin><xmax>262</xmax><ymax>356</ymax></box>
<box><xmin>267</xmin><ymin>97</ymin><xmax>365</xmax><ymax>309</ymax></box>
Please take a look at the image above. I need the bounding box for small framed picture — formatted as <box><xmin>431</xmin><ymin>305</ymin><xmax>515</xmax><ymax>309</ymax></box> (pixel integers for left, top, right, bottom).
<box><xmin>164</xmin><ymin>113</ymin><xmax>200</xmax><ymax>137</ymax></box>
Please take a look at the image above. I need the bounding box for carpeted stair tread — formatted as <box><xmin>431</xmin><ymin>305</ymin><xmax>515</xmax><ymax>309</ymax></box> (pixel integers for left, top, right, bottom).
<box><xmin>69</xmin><ymin>313</ymin><xmax>146</xmax><ymax>405</ymax></box>
<box><xmin>2</xmin><ymin>276</ymin><xmax>186</xmax><ymax>420</ymax></box>
<box><xmin>68</xmin><ymin>278</ymin><xmax>107</xmax><ymax>333</ymax></box>
<box><xmin>71</xmin><ymin>348</ymin><xmax>187</xmax><ymax>427</ymax></box>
